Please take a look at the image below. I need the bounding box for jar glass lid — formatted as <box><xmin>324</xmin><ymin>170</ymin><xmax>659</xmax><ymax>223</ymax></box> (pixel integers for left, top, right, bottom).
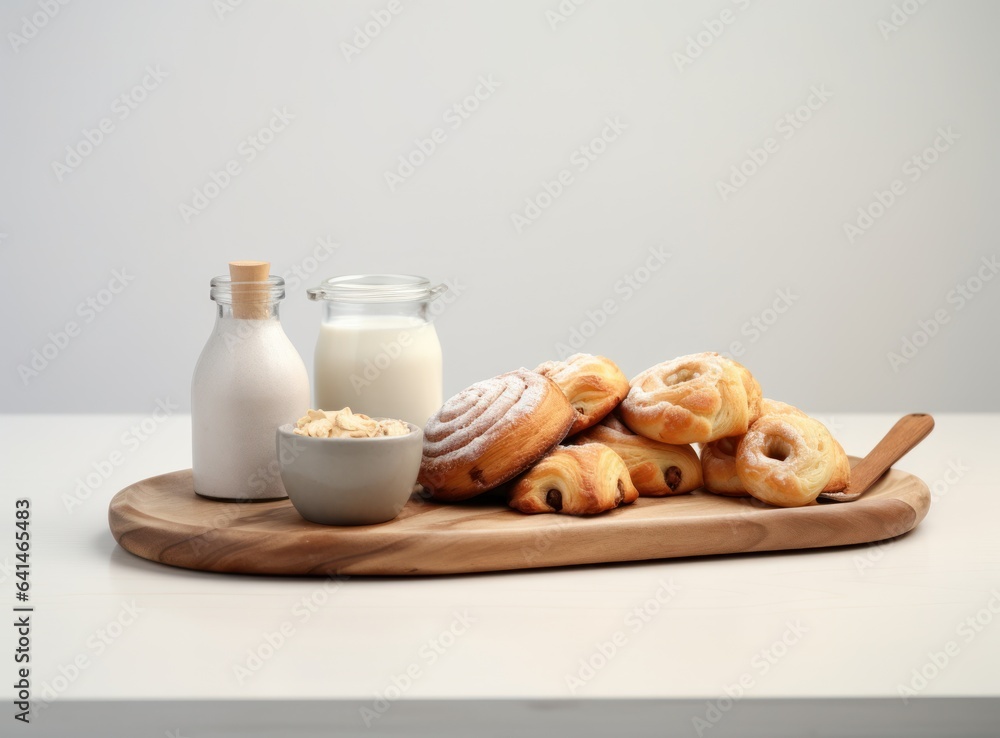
<box><xmin>307</xmin><ymin>274</ymin><xmax>445</xmax><ymax>303</ymax></box>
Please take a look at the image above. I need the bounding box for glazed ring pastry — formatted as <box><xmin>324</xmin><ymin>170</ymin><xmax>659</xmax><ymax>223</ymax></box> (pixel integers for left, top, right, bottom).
<box><xmin>736</xmin><ymin>414</ymin><xmax>842</xmax><ymax>507</ymax></box>
<box><xmin>534</xmin><ymin>353</ymin><xmax>630</xmax><ymax>436</ymax></box>
<box><xmin>620</xmin><ymin>352</ymin><xmax>762</xmax><ymax>445</ymax></box>
<box><xmin>701</xmin><ymin>400</ymin><xmax>850</xmax><ymax>497</ymax></box>
<box><xmin>419</xmin><ymin>369</ymin><xmax>574</xmax><ymax>501</ymax></box>
<box><xmin>571</xmin><ymin>413</ymin><xmax>702</xmax><ymax>496</ymax></box>
<box><xmin>701</xmin><ymin>400</ymin><xmax>805</xmax><ymax>497</ymax></box>
<box><xmin>508</xmin><ymin>444</ymin><xmax>638</xmax><ymax>515</ymax></box>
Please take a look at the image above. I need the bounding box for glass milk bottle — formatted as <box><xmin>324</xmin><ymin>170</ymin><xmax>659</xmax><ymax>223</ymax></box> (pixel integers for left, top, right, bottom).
<box><xmin>307</xmin><ymin>275</ymin><xmax>445</xmax><ymax>428</ymax></box>
<box><xmin>192</xmin><ymin>262</ymin><xmax>310</xmax><ymax>501</ymax></box>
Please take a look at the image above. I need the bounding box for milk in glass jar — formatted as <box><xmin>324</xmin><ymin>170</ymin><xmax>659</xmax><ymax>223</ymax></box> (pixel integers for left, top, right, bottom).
<box><xmin>307</xmin><ymin>275</ymin><xmax>445</xmax><ymax>428</ymax></box>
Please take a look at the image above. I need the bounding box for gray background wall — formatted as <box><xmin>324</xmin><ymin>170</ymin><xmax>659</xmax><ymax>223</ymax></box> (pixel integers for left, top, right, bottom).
<box><xmin>2</xmin><ymin>0</ymin><xmax>997</xmax><ymax>414</ymax></box>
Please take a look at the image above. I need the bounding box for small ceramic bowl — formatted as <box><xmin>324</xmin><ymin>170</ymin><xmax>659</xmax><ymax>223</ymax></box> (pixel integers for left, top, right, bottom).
<box><xmin>275</xmin><ymin>422</ymin><xmax>423</xmax><ymax>525</ymax></box>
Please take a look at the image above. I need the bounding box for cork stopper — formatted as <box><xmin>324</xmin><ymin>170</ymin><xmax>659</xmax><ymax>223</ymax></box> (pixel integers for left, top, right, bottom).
<box><xmin>228</xmin><ymin>261</ymin><xmax>271</xmax><ymax>319</ymax></box>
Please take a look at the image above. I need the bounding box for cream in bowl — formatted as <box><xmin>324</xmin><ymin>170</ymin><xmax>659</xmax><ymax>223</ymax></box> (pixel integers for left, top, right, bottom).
<box><xmin>277</xmin><ymin>408</ymin><xmax>422</xmax><ymax>526</ymax></box>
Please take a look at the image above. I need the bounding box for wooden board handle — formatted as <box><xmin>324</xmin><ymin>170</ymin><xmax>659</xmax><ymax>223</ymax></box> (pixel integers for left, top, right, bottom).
<box><xmin>841</xmin><ymin>414</ymin><xmax>935</xmax><ymax>501</ymax></box>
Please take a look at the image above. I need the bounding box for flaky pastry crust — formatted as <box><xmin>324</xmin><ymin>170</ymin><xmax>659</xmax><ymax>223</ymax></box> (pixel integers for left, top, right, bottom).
<box><xmin>534</xmin><ymin>353</ymin><xmax>630</xmax><ymax>436</ymax></box>
<box><xmin>508</xmin><ymin>443</ymin><xmax>638</xmax><ymax>515</ymax></box>
<box><xmin>736</xmin><ymin>414</ymin><xmax>843</xmax><ymax>507</ymax></box>
<box><xmin>419</xmin><ymin>370</ymin><xmax>574</xmax><ymax>501</ymax></box>
<box><xmin>620</xmin><ymin>352</ymin><xmax>762</xmax><ymax>444</ymax></box>
<box><xmin>572</xmin><ymin>413</ymin><xmax>701</xmax><ymax>496</ymax></box>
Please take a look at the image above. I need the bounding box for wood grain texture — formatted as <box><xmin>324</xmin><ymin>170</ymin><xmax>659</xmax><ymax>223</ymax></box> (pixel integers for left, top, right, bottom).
<box><xmin>108</xmin><ymin>458</ymin><xmax>930</xmax><ymax>576</ymax></box>
<box><xmin>820</xmin><ymin>414</ymin><xmax>935</xmax><ymax>502</ymax></box>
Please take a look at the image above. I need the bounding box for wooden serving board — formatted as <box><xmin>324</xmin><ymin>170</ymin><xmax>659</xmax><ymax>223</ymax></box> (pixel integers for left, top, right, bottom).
<box><xmin>108</xmin><ymin>458</ymin><xmax>930</xmax><ymax>576</ymax></box>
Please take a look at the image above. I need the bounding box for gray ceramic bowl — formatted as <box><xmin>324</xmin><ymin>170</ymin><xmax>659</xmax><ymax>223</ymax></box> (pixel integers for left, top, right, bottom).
<box><xmin>275</xmin><ymin>422</ymin><xmax>423</xmax><ymax>526</ymax></box>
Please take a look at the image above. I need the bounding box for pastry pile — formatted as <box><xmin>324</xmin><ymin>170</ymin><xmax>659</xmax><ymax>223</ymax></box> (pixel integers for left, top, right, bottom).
<box><xmin>417</xmin><ymin>352</ymin><xmax>850</xmax><ymax>515</ymax></box>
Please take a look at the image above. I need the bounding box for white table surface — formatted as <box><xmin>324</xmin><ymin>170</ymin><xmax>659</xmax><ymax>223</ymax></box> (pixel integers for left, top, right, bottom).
<box><xmin>3</xmin><ymin>413</ymin><xmax>999</xmax><ymax>733</ymax></box>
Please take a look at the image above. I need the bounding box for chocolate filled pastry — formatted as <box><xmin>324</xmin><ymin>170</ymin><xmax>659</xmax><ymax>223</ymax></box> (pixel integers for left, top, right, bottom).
<box><xmin>620</xmin><ymin>352</ymin><xmax>762</xmax><ymax>445</ymax></box>
<box><xmin>534</xmin><ymin>353</ymin><xmax>630</xmax><ymax>436</ymax></box>
<box><xmin>736</xmin><ymin>414</ymin><xmax>846</xmax><ymax>507</ymax></box>
<box><xmin>418</xmin><ymin>369</ymin><xmax>574</xmax><ymax>501</ymax></box>
<box><xmin>700</xmin><ymin>399</ymin><xmax>805</xmax><ymax>497</ymax></box>
<box><xmin>571</xmin><ymin>413</ymin><xmax>701</xmax><ymax>496</ymax></box>
<box><xmin>508</xmin><ymin>444</ymin><xmax>638</xmax><ymax>515</ymax></box>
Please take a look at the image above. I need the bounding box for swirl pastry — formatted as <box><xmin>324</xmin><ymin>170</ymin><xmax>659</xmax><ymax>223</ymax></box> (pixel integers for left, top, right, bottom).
<box><xmin>418</xmin><ymin>369</ymin><xmax>574</xmax><ymax>501</ymax></box>
<box><xmin>620</xmin><ymin>352</ymin><xmax>762</xmax><ymax>445</ymax></box>
<box><xmin>736</xmin><ymin>414</ymin><xmax>844</xmax><ymax>507</ymax></box>
<box><xmin>534</xmin><ymin>353</ymin><xmax>630</xmax><ymax>436</ymax></box>
<box><xmin>572</xmin><ymin>414</ymin><xmax>701</xmax><ymax>496</ymax></box>
<box><xmin>508</xmin><ymin>444</ymin><xmax>638</xmax><ymax>515</ymax></box>
<box><xmin>701</xmin><ymin>399</ymin><xmax>805</xmax><ymax>496</ymax></box>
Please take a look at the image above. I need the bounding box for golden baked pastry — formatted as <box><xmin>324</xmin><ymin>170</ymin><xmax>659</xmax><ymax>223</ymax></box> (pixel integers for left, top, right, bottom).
<box><xmin>419</xmin><ymin>369</ymin><xmax>574</xmax><ymax>501</ymax></box>
<box><xmin>736</xmin><ymin>414</ymin><xmax>842</xmax><ymax>507</ymax></box>
<box><xmin>620</xmin><ymin>352</ymin><xmax>762</xmax><ymax>445</ymax></box>
<box><xmin>701</xmin><ymin>399</ymin><xmax>850</xmax><ymax>498</ymax></box>
<box><xmin>824</xmin><ymin>436</ymin><xmax>851</xmax><ymax>493</ymax></box>
<box><xmin>571</xmin><ymin>413</ymin><xmax>701</xmax><ymax>496</ymax></box>
<box><xmin>701</xmin><ymin>399</ymin><xmax>803</xmax><ymax>496</ymax></box>
<box><xmin>508</xmin><ymin>444</ymin><xmax>638</xmax><ymax>515</ymax></box>
<box><xmin>757</xmin><ymin>398</ymin><xmax>807</xmax><ymax>419</ymax></box>
<box><xmin>772</xmin><ymin>405</ymin><xmax>848</xmax><ymax>493</ymax></box>
<box><xmin>534</xmin><ymin>353</ymin><xmax>630</xmax><ymax>436</ymax></box>
<box><xmin>700</xmin><ymin>436</ymin><xmax>747</xmax><ymax>497</ymax></box>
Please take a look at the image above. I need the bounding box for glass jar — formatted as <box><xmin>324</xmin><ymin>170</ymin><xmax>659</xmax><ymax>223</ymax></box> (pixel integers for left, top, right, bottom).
<box><xmin>307</xmin><ymin>274</ymin><xmax>445</xmax><ymax>428</ymax></box>
<box><xmin>192</xmin><ymin>275</ymin><xmax>310</xmax><ymax>501</ymax></box>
